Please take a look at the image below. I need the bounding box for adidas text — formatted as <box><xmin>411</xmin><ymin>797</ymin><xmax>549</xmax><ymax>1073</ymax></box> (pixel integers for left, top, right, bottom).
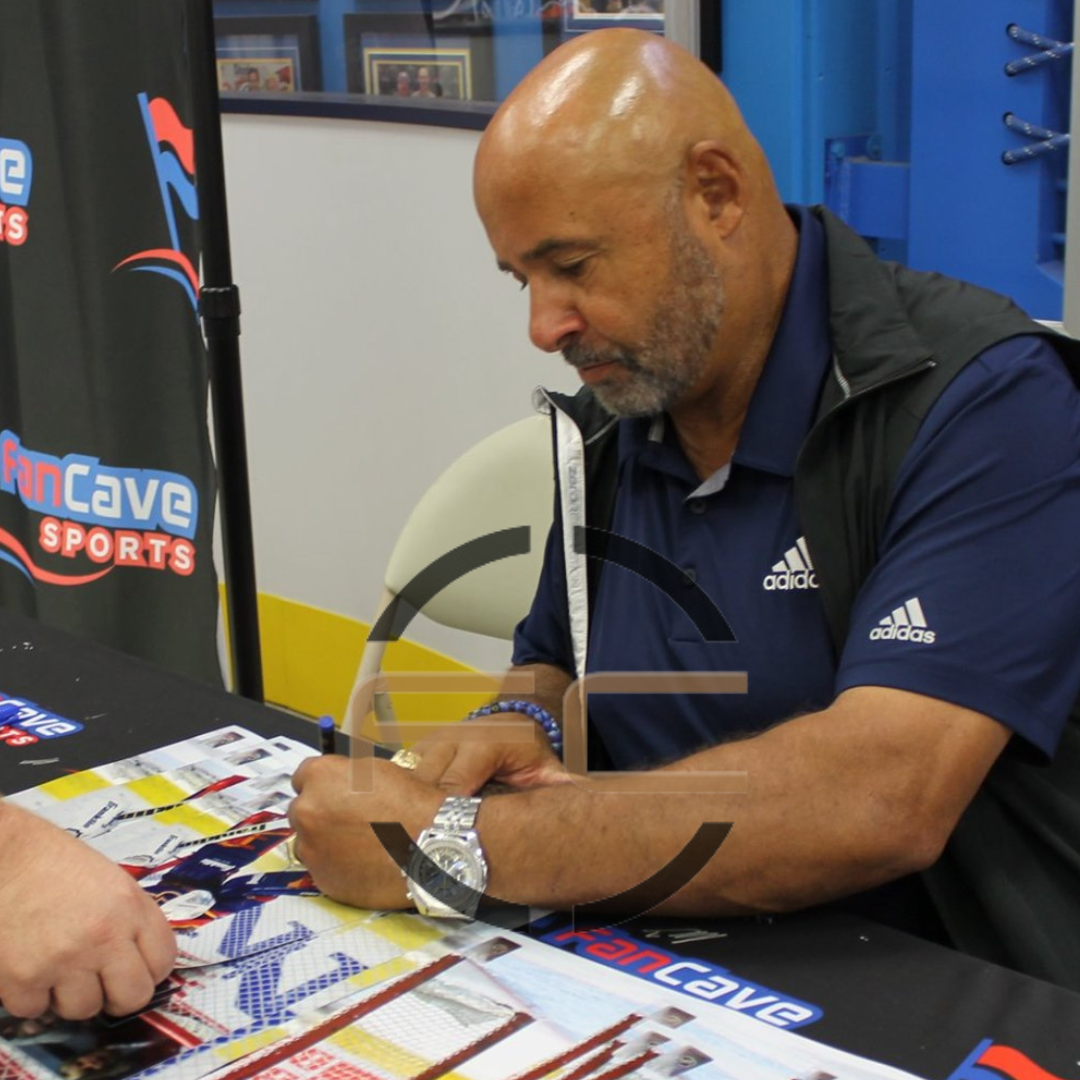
<box><xmin>869</xmin><ymin>624</ymin><xmax>936</xmax><ymax>644</ymax></box>
<box><xmin>763</xmin><ymin>570</ymin><xmax>818</xmax><ymax>591</ymax></box>
<box><xmin>870</xmin><ymin>597</ymin><xmax>935</xmax><ymax>643</ymax></box>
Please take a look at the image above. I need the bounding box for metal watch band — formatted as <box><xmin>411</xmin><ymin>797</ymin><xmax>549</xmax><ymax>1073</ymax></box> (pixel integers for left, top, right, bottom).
<box><xmin>430</xmin><ymin>795</ymin><xmax>482</xmax><ymax>833</ymax></box>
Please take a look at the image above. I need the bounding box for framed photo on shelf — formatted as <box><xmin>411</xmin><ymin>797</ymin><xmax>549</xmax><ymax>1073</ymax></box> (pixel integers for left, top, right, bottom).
<box><xmin>564</xmin><ymin>0</ymin><xmax>665</xmax><ymax>34</ymax></box>
<box><xmin>343</xmin><ymin>14</ymin><xmax>495</xmax><ymax>103</ymax></box>
<box><xmin>214</xmin><ymin>15</ymin><xmax>323</xmax><ymax>94</ymax></box>
<box><xmin>214</xmin><ymin>3</ymin><xmax>713</xmax><ymax>126</ymax></box>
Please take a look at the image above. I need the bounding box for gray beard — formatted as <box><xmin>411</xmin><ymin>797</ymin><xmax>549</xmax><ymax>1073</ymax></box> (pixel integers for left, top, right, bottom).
<box><xmin>562</xmin><ymin>225</ymin><xmax>725</xmax><ymax>419</ymax></box>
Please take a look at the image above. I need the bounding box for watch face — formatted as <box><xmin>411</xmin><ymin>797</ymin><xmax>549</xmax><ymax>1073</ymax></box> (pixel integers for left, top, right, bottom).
<box><xmin>408</xmin><ymin>837</ymin><xmax>486</xmax><ymax>915</ymax></box>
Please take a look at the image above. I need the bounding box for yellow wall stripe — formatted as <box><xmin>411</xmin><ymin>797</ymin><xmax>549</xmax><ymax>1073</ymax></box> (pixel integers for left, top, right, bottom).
<box><xmin>220</xmin><ymin>591</ymin><xmax>496</xmax><ymax>726</ymax></box>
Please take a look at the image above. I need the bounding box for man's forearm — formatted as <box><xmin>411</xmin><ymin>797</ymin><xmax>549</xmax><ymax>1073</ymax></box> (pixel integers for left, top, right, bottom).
<box><xmin>478</xmin><ymin>685</ymin><xmax>1010</xmax><ymax>916</ymax></box>
<box><xmin>481</xmin><ymin>724</ymin><xmax>862</xmax><ymax>917</ymax></box>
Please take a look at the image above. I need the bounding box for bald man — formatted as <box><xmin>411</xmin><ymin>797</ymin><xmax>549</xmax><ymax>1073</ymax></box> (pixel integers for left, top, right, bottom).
<box><xmin>292</xmin><ymin>30</ymin><xmax>1080</xmax><ymax>988</ymax></box>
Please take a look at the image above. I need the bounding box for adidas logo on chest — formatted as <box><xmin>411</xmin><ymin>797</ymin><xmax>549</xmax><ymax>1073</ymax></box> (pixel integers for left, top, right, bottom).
<box><xmin>762</xmin><ymin>536</ymin><xmax>818</xmax><ymax>591</ymax></box>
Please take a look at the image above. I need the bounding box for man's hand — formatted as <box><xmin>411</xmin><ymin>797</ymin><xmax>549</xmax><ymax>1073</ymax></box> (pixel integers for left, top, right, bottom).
<box><xmin>403</xmin><ymin>662</ymin><xmax>574</xmax><ymax>794</ymax></box>
<box><xmin>0</xmin><ymin>803</ymin><xmax>176</xmax><ymax>1020</ymax></box>
<box><xmin>289</xmin><ymin>755</ymin><xmax>445</xmax><ymax>909</ymax></box>
<box><xmin>409</xmin><ymin>714</ymin><xmax>569</xmax><ymax>794</ymax></box>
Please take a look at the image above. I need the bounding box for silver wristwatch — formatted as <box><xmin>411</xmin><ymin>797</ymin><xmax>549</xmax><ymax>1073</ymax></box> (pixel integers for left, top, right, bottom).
<box><xmin>405</xmin><ymin>795</ymin><xmax>488</xmax><ymax>919</ymax></box>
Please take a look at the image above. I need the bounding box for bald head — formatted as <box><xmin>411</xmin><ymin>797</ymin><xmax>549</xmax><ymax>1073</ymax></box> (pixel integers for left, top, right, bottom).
<box><xmin>475</xmin><ymin>29</ymin><xmax>774</xmax><ymax>212</ymax></box>
<box><xmin>475</xmin><ymin>30</ymin><xmax>798</xmax><ymax>427</ymax></box>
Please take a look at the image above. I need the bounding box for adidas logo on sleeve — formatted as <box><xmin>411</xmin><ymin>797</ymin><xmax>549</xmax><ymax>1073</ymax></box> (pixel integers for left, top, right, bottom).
<box><xmin>762</xmin><ymin>536</ymin><xmax>818</xmax><ymax>591</ymax></box>
<box><xmin>869</xmin><ymin>597</ymin><xmax>936</xmax><ymax>644</ymax></box>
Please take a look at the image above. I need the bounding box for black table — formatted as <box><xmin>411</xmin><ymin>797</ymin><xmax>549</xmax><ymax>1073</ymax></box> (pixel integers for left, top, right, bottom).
<box><xmin>0</xmin><ymin>608</ymin><xmax>1078</xmax><ymax>1080</ymax></box>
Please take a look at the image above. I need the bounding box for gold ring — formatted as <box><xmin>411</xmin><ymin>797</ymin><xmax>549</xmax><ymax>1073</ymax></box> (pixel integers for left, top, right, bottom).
<box><xmin>284</xmin><ymin>835</ymin><xmax>301</xmax><ymax>868</ymax></box>
<box><xmin>390</xmin><ymin>748</ymin><xmax>421</xmax><ymax>771</ymax></box>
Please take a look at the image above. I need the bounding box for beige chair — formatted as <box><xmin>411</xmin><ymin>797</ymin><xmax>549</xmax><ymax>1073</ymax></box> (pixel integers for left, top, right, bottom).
<box><xmin>344</xmin><ymin>415</ymin><xmax>554</xmax><ymax>736</ymax></box>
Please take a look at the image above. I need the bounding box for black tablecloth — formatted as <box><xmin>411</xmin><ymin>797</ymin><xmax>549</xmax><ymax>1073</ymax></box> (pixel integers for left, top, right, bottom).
<box><xmin>0</xmin><ymin>609</ymin><xmax>1078</xmax><ymax>1080</ymax></box>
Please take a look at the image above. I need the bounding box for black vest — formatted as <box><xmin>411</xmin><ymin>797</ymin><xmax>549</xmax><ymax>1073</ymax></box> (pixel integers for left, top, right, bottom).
<box><xmin>549</xmin><ymin>206</ymin><xmax>1080</xmax><ymax>989</ymax></box>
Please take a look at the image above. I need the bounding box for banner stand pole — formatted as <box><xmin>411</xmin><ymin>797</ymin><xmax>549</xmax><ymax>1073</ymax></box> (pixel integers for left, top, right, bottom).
<box><xmin>188</xmin><ymin>0</ymin><xmax>264</xmax><ymax>702</ymax></box>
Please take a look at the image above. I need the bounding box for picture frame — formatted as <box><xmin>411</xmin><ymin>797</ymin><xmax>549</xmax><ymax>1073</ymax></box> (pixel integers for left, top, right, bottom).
<box><xmin>213</xmin><ymin>3</ymin><xmax>713</xmax><ymax>126</ymax></box>
<box><xmin>563</xmin><ymin>0</ymin><xmax>665</xmax><ymax>35</ymax></box>
<box><xmin>214</xmin><ymin>15</ymin><xmax>323</xmax><ymax>95</ymax></box>
<box><xmin>343</xmin><ymin>14</ymin><xmax>495</xmax><ymax>104</ymax></box>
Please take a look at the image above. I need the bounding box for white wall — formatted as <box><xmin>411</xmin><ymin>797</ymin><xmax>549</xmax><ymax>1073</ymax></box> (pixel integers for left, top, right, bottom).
<box><xmin>219</xmin><ymin>113</ymin><xmax>577</xmax><ymax>667</ymax></box>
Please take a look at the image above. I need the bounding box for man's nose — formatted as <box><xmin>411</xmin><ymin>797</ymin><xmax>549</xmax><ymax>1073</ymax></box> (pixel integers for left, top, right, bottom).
<box><xmin>528</xmin><ymin>284</ymin><xmax>586</xmax><ymax>353</ymax></box>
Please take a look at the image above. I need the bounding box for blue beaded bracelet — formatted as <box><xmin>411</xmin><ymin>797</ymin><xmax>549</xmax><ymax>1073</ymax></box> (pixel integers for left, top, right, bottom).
<box><xmin>464</xmin><ymin>699</ymin><xmax>563</xmax><ymax>758</ymax></box>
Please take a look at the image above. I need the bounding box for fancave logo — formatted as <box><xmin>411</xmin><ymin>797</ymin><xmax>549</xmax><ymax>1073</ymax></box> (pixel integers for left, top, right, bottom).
<box><xmin>0</xmin><ymin>136</ymin><xmax>32</xmax><ymax>246</ymax></box>
<box><xmin>0</xmin><ymin>430</ymin><xmax>200</xmax><ymax>584</ymax></box>
<box><xmin>114</xmin><ymin>93</ymin><xmax>200</xmax><ymax>316</ymax></box>
<box><xmin>542</xmin><ymin>927</ymin><xmax>822</xmax><ymax>1030</ymax></box>
<box><xmin>0</xmin><ymin>695</ymin><xmax>83</xmax><ymax>748</ymax></box>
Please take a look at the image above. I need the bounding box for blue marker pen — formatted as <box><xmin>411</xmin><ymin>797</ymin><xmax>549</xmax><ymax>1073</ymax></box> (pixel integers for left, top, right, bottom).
<box><xmin>317</xmin><ymin>715</ymin><xmax>337</xmax><ymax>755</ymax></box>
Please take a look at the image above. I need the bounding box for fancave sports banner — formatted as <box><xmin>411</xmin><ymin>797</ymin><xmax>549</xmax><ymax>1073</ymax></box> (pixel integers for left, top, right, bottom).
<box><xmin>0</xmin><ymin>0</ymin><xmax>222</xmax><ymax>685</ymax></box>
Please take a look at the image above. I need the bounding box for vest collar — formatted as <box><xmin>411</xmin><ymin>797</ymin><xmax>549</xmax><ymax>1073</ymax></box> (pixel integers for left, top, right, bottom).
<box><xmin>814</xmin><ymin>205</ymin><xmax>934</xmax><ymax>398</ymax></box>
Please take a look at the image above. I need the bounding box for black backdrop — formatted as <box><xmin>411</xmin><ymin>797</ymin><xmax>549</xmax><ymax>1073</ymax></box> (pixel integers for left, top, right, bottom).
<box><xmin>0</xmin><ymin>0</ymin><xmax>222</xmax><ymax>685</ymax></box>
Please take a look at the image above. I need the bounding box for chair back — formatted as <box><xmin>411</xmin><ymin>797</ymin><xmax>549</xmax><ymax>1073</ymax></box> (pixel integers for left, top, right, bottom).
<box><xmin>344</xmin><ymin>414</ymin><xmax>554</xmax><ymax>735</ymax></box>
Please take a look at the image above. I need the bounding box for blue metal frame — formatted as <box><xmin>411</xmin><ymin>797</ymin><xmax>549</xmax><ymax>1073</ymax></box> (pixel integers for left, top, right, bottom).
<box><xmin>721</xmin><ymin>0</ymin><xmax>1070</xmax><ymax>319</ymax></box>
<box><xmin>906</xmin><ymin>0</ymin><xmax>1071</xmax><ymax>318</ymax></box>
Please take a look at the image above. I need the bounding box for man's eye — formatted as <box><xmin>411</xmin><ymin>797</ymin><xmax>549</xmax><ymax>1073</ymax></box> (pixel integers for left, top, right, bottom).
<box><xmin>557</xmin><ymin>262</ymin><xmax>587</xmax><ymax>278</ymax></box>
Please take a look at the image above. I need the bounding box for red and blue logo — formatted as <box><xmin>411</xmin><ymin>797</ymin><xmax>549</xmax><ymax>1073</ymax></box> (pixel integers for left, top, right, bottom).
<box><xmin>0</xmin><ymin>694</ymin><xmax>83</xmax><ymax>748</ymax></box>
<box><xmin>947</xmin><ymin>1039</ymin><xmax>1074</xmax><ymax>1080</ymax></box>
<box><xmin>0</xmin><ymin>135</ymin><xmax>32</xmax><ymax>246</ymax></box>
<box><xmin>0</xmin><ymin>98</ymin><xmax>205</xmax><ymax>588</ymax></box>
<box><xmin>114</xmin><ymin>93</ymin><xmax>200</xmax><ymax>313</ymax></box>
<box><xmin>0</xmin><ymin>430</ymin><xmax>200</xmax><ymax>583</ymax></box>
<box><xmin>540</xmin><ymin>925</ymin><xmax>822</xmax><ymax>1029</ymax></box>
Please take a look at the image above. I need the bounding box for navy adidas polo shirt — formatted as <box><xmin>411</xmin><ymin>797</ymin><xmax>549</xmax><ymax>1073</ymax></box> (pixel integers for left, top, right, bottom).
<box><xmin>514</xmin><ymin>206</ymin><xmax>1080</xmax><ymax>771</ymax></box>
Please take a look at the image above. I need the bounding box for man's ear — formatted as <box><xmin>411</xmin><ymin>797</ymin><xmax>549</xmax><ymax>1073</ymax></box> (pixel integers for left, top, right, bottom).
<box><xmin>686</xmin><ymin>141</ymin><xmax>745</xmax><ymax>238</ymax></box>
